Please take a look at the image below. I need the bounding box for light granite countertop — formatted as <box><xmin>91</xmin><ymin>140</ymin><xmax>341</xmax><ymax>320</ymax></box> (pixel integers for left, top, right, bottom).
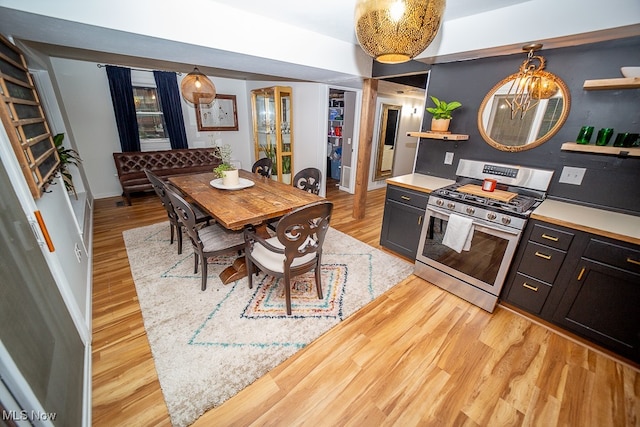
<box><xmin>532</xmin><ymin>199</ymin><xmax>640</xmax><ymax>246</ymax></box>
<box><xmin>386</xmin><ymin>173</ymin><xmax>455</xmax><ymax>193</ymax></box>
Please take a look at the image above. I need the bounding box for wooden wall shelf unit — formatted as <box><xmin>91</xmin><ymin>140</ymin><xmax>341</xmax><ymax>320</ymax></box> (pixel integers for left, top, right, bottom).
<box><xmin>561</xmin><ymin>142</ymin><xmax>640</xmax><ymax>157</ymax></box>
<box><xmin>583</xmin><ymin>77</ymin><xmax>640</xmax><ymax>90</ymax></box>
<box><xmin>407</xmin><ymin>131</ymin><xmax>469</xmax><ymax>141</ymax></box>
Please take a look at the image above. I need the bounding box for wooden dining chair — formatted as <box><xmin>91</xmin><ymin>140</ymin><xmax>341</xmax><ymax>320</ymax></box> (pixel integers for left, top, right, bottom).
<box><xmin>292</xmin><ymin>167</ymin><xmax>321</xmax><ymax>195</ymax></box>
<box><xmin>144</xmin><ymin>169</ymin><xmax>211</xmax><ymax>254</ymax></box>
<box><xmin>244</xmin><ymin>200</ymin><xmax>333</xmax><ymax>315</ymax></box>
<box><xmin>166</xmin><ymin>186</ymin><xmax>245</xmax><ymax>291</ymax></box>
<box><xmin>252</xmin><ymin>157</ymin><xmax>273</xmax><ymax>178</ymax></box>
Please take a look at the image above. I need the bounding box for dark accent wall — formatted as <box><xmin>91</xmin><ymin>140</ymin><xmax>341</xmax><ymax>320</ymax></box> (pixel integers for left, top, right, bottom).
<box><xmin>414</xmin><ymin>36</ymin><xmax>640</xmax><ymax>215</ymax></box>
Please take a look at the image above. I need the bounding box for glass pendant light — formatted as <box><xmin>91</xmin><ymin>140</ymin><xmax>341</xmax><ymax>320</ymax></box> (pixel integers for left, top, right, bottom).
<box><xmin>355</xmin><ymin>0</ymin><xmax>446</xmax><ymax>64</ymax></box>
<box><xmin>180</xmin><ymin>66</ymin><xmax>216</xmax><ymax>105</ymax></box>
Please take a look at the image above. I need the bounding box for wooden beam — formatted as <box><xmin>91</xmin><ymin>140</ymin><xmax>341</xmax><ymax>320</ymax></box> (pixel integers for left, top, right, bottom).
<box><xmin>353</xmin><ymin>78</ymin><xmax>378</xmax><ymax>220</ymax></box>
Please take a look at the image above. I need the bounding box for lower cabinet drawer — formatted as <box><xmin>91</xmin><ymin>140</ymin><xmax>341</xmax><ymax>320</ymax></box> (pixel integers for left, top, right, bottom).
<box><xmin>583</xmin><ymin>238</ymin><xmax>640</xmax><ymax>275</ymax></box>
<box><xmin>506</xmin><ymin>273</ymin><xmax>552</xmax><ymax>314</ymax></box>
<box><xmin>518</xmin><ymin>241</ymin><xmax>566</xmax><ymax>284</ymax></box>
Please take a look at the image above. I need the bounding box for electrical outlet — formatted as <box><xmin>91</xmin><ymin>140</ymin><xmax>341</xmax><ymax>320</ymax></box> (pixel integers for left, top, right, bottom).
<box><xmin>444</xmin><ymin>152</ymin><xmax>454</xmax><ymax>165</ymax></box>
<box><xmin>559</xmin><ymin>166</ymin><xmax>586</xmax><ymax>185</ymax></box>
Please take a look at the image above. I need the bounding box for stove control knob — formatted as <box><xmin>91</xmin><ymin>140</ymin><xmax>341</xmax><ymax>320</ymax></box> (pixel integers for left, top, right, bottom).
<box><xmin>487</xmin><ymin>212</ymin><xmax>497</xmax><ymax>220</ymax></box>
<box><xmin>502</xmin><ymin>216</ymin><xmax>511</xmax><ymax>225</ymax></box>
<box><xmin>466</xmin><ymin>207</ymin><xmax>475</xmax><ymax>215</ymax></box>
<box><xmin>447</xmin><ymin>202</ymin><xmax>456</xmax><ymax>209</ymax></box>
<box><xmin>436</xmin><ymin>199</ymin><xmax>444</xmax><ymax>207</ymax></box>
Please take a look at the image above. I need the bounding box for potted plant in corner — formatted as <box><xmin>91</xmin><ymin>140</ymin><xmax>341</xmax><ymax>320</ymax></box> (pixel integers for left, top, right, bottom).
<box><xmin>51</xmin><ymin>133</ymin><xmax>82</xmax><ymax>199</ymax></box>
<box><xmin>212</xmin><ymin>143</ymin><xmax>239</xmax><ymax>187</ymax></box>
<box><xmin>426</xmin><ymin>96</ymin><xmax>462</xmax><ymax>133</ymax></box>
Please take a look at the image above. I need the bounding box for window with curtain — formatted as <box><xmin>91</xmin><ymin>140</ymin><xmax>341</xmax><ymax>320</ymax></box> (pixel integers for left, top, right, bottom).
<box><xmin>106</xmin><ymin>68</ymin><xmax>188</xmax><ymax>152</ymax></box>
<box><xmin>133</xmin><ymin>86</ymin><xmax>169</xmax><ymax>143</ymax></box>
<box><xmin>131</xmin><ymin>71</ymin><xmax>170</xmax><ymax>151</ymax></box>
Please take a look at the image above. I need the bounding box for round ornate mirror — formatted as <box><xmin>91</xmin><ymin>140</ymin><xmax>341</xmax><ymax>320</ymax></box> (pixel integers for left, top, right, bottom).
<box><xmin>477</xmin><ymin>70</ymin><xmax>570</xmax><ymax>152</ymax></box>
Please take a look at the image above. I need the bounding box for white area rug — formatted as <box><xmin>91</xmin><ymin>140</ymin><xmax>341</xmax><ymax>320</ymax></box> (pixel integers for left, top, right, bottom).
<box><xmin>123</xmin><ymin>221</ymin><xmax>413</xmax><ymax>426</ymax></box>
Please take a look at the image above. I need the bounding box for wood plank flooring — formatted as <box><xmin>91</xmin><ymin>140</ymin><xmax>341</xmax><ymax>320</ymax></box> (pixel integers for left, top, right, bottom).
<box><xmin>91</xmin><ymin>182</ymin><xmax>639</xmax><ymax>427</ymax></box>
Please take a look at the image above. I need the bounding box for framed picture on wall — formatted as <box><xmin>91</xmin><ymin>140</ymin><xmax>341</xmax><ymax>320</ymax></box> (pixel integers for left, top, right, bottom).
<box><xmin>195</xmin><ymin>94</ymin><xmax>239</xmax><ymax>131</ymax></box>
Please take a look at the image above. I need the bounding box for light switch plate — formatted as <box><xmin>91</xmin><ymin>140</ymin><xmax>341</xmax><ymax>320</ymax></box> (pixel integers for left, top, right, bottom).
<box><xmin>444</xmin><ymin>152</ymin><xmax>454</xmax><ymax>165</ymax></box>
<box><xmin>559</xmin><ymin>166</ymin><xmax>586</xmax><ymax>185</ymax></box>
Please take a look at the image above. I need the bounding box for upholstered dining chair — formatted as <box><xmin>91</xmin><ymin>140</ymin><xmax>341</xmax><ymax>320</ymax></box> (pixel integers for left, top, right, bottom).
<box><xmin>144</xmin><ymin>169</ymin><xmax>211</xmax><ymax>254</ymax></box>
<box><xmin>244</xmin><ymin>200</ymin><xmax>333</xmax><ymax>315</ymax></box>
<box><xmin>292</xmin><ymin>167</ymin><xmax>321</xmax><ymax>195</ymax></box>
<box><xmin>252</xmin><ymin>157</ymin><xmax>273</xmax><ymax>178</ymax></box>
<box><xmin>165</xmin><ymin>187</ymin><xmax>245</xmax><ymax>291</ymax></box>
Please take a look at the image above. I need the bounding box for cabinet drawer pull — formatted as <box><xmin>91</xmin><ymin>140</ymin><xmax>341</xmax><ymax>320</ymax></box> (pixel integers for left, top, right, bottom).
<box><xmin>627</xmin><ymin>257</ymin><xmax>640</xmax><ymax>266</ymax></box>
<box><xmin>534</xmin><ymin>251</ymin><xmax>552</xmax><ymax>260</ymax></box>
<box><xmin>577</xmin><ymin>267</ymin><xmax>585</xmax><ymax>281</ymax></box>
<box><xmin>522</xmin><ymin>283</ymin><xmax>538</xmax><ymax>292</ymax></box>
<box><xmin>418</xmin><ymin>215</ymin><xmax>422</xmax><ymax>225</ymax></box>
<box><xmin>401</xmin><ymin>195</ymin><xmax>411</xmax><ymax>201</ymax></box>
<box><xmin>541</xmin><ymin>233</ymin><xmax>559</xmax><ymax>242</ymax></box>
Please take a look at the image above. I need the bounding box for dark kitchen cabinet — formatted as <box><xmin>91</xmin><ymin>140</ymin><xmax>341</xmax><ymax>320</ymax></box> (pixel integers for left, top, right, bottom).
<box><xmin>380</xmin><ymin>185</ymin><xmax>429</xmax><ymax>259</ymax></box>
<box><xmin>501</xmin><ymin>219</ymin><xmax>640</xmax><ymax>363</ymax></box>
<box><xmin>552</xmin><ymin>238</ymin><xmax>640</xmax><ymax>362</ymax></box>
<box><xmin>503</xmin><ymin>222</ymin><xmax>575</xmax><ymax>314</ymax></box>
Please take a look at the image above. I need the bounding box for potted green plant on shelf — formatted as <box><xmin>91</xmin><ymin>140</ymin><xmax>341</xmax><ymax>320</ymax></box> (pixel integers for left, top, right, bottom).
<box><xmin>426</xmin><ymin>96</ymin><xmax>462</xmax><ymax>133</ymax></box>
<box><xmin>51</xmin><ymin>133</ymin><xmax>82</xmax><ymax>198</ymax></box>
<box><xmin>282</xmin><ymin>156</ymin><xmax>291</xmax><ymax>184</ymax></box>
<box><xmin>212</xmin><ymin>143</ymin><xmax>239</xmax><ymax>186</ymax></box>
<box><xmin>260</xmin><ymin>143</ymin><xmax>278</xmax><ymax>180</ymax></box>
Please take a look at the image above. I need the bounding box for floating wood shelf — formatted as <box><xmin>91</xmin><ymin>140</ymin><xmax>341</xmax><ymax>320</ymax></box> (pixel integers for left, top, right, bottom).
<box><xmin>407</xmin><ymin>131</ymin><xmax>469</xmax><ymax>141</ymax></box>
<box><xmin>583</xmin><ymin>77</ymin><xmax>640</xmax><ymax>90</ymax></box>
<box><xmin>561</xmin><ymin>142</ymin><xmax>640</xmax><ymax>157</ymax></box>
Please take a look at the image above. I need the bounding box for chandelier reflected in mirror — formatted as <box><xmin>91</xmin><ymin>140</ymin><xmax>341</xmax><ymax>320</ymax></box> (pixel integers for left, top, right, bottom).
<box><xmin>180</xmin><ymin>66</ymin><xmax>216</xmax><ymax>105</ymax></box>
<box><xmin>355</xmin><ymin>0</ymin><xmax>446</xmax><ymax>64</ymax></box>
<box><xmin>505</xmin><ymin>43</ymin><xmax>558</xmax><ymax>119</ymax></box>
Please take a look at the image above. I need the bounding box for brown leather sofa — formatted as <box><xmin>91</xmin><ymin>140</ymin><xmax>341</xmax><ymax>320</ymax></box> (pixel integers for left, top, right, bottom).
<box><xmin>113</xmin><ymin>147</ymin><xmax>220</xmax><ymax>205</ymax></box>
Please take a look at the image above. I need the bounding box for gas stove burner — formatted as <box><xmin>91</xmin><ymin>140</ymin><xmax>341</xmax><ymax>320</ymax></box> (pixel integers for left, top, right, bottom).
<box><xmin>432</xmin><ymin>183</ymin><xmax>538</xmax><ymax>215</ymax></box>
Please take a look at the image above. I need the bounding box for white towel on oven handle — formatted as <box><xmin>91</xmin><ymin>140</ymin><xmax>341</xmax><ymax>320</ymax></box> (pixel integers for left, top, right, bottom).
<box><xmin>442</xmin><ymin>213</ymin><xmax>474</xmax><ymax>253</ymax></box>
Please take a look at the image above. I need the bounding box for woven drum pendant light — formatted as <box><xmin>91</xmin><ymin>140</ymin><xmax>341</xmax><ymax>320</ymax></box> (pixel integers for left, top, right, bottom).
<box><xmin>355</xmin><ymin>0</ymin><xmax>446</xmax><ymax>64</ymax></box>
<box><xmin>180</xmin><ymin>66</ymin><xmax>216</xmax><ymax>104</ymax></box>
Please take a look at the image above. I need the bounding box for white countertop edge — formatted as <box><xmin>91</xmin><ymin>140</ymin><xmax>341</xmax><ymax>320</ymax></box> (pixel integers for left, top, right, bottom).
<box><xmin>533</xmin><ymin>199</ymin><xmax>640</xmax><ymax>242</ymax></box>
<box><xmin>386</xmin><ymin>173</ymin><xmax>455</xmax><ymax>193</ymax></box>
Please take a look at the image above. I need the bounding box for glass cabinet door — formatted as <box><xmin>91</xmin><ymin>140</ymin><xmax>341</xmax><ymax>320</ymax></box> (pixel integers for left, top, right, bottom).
<box><xmin>251</xmin><ymin>86</ymin><xmax>293</xmax><ymax>184</ymax></box>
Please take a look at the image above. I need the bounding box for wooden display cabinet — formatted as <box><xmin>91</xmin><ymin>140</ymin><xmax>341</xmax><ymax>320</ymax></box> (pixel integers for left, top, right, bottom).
<box><xmin>251</xmin><ymin>86</ymin><xmax>293</xmax><ymax>184</ymax></box>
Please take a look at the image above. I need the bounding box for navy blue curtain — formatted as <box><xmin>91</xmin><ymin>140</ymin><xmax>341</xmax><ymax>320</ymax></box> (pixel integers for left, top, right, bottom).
<box><xmin>153</xmin><ymin>71</ymin><xmax>188</xmax><ymax>149</ymax></box>
<box><xmin>105</xmin><ymin>65</ymin><xmax>140</xmax><ymax>152</ymax></box>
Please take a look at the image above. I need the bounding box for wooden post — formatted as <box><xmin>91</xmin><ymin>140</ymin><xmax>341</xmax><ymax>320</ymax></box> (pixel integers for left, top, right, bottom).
<box><xmin>353</xmin><ymin>78</ymin><xmax>378</xmax><ymax>219</ymax></box>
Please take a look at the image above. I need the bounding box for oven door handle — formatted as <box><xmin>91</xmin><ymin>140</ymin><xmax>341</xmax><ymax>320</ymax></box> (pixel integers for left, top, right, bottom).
<box><xmin>426</xmin><ymin>205</ymin><xmax>521</xmax><ymax>236</ymax></box>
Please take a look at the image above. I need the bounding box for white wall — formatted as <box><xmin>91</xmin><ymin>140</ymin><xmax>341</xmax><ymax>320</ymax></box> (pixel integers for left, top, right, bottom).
<box><xmin>49</xmin><ymin>58</ymin><xmax>332</xmax><ymax>199</ymax></box>
<box><xmin>50</xmin><ymin>58</ymin><xmax>257</xmax><ymax>199</ymax></box>
<box><xmin>368</xmin><ymin>94</ymin><xmax>425</xmax><ymax>190</ymax></box>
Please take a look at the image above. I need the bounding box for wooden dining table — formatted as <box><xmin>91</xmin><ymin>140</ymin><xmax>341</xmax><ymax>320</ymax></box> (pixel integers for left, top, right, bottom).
<box><xmin>168</xmin><ymin>169</ymin><xmax>323</xmax><ymax>283</ymax></box>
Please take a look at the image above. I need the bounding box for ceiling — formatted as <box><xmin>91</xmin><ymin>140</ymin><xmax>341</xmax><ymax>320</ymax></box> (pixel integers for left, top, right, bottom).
<box><xmin>214</xmin><ymin>0</ymin><xmax>529</xmax><ymax>44</ymax></box>
<box><xmin>0</xmin><ymin>0</ymin><xmax>637</xmax><ymax>97</ymax></box>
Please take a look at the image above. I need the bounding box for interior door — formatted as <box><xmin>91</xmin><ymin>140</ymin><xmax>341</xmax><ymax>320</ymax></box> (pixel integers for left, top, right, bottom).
<box><xmin>0</xmin><ymin>158</ymin><xmax>84</xmax><ymax>425</ymax></box>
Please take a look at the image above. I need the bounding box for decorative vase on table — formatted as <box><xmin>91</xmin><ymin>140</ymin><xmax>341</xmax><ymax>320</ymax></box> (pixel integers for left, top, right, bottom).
<box><xmin>222</xmin><ymin>169</ymin><xmax>239</xmax><ymax>187</ymax></box>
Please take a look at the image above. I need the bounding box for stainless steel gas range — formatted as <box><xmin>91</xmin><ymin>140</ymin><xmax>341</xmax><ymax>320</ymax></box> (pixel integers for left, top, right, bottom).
<box><xmin>414</xmin><ymin>159</ymin><xmax>554</xmax><ymax>312</ymax></box>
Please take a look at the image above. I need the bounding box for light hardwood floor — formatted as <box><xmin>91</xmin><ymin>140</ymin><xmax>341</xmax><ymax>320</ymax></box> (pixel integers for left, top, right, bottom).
<box><xmin>92</xmin><ymin>183</ymin><xmax>639</xmax><ymax>427</ymax></box>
